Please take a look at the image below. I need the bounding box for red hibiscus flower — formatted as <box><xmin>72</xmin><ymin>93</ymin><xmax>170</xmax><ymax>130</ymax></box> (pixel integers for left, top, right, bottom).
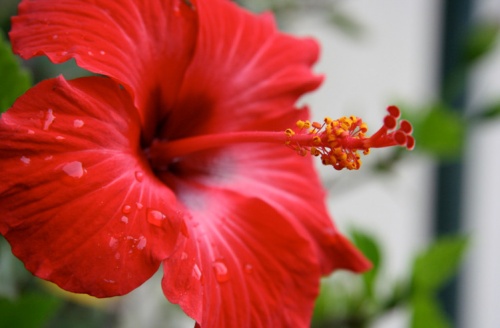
<box><xmin>0</xmin><ymin>0</ymin><xmax>413</xmax><ymax>327</ymax></box>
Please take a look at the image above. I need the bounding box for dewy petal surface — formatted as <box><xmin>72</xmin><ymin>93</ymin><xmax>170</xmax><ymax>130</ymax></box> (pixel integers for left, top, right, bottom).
<box><xmin>10</xmin><ymin>0</ymin><xmax>198</xmax><ymax>137</ymax></box>
<box><xmin>0</xmin><ymin>76</ymin><xmax>184</xmax><ymax>297</ymax></box>
<box><xmin>161</xmin><ymin>186</ymin><xmax>319</xmax><ymax>328</ymax></box>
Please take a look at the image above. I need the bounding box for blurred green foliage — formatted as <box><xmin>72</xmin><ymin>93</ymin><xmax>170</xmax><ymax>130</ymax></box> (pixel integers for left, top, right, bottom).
<box><xmin>0</xmin><ymin>293</ymin><xmax>61</xmax><ymax>328</ymax></box>
<box><xmin>410</xmin><ymin>236</ymin><xmax>469</xmax><ymax>328</ymax></box>
<box><xmin>405</xmin><ymin>102</ymin><xmax>466</xmax><ymax>161</ymax></box>
<box><xmin>235</xmin><ymin>0</ymin><xmax>365</xmax><ymax>37</ymax></box>
<box><xmin>312</xmin><ymin>230</ymin><xmax>469</xmax><ymax>328</ymax></box>
<box><xmin>0</xmin><ymin>31</ymin><xmax>31</xmax><ymax>113</ymax></box>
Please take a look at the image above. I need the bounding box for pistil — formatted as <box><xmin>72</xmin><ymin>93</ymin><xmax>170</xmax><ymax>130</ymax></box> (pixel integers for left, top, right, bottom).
<box><xmin>148</xmin><ymin>105</ymin><xmax>414</xmax><ymax>170</ymax></box>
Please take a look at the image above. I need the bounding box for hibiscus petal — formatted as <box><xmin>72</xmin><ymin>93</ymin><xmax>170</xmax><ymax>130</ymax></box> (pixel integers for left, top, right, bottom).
<box><xmin>161</xmin><ymin>186</ymin><xmax>320</xmax><ymax>327</ymax></box>
<box><xmin>0</xmin><ymin>76</ymin><xmax>184</xmax><ymax>297</ymax></box>
<box><xmin>162</xmin><ymin>0</ymin><xmax>324</xmax><ymax>139</ymax></box>
<box><xmin>10</xmin><ymin>0</ymin><xmax>198</xmax><ymax>135</ymax></box>
<box><xmin>226</xmin><ymin>143</ymin><xmax>371</xmax><ymax>274</ymax></box>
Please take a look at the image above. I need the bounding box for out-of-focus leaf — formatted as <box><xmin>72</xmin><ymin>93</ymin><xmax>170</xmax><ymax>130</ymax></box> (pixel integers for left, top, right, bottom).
<box><xmin>474</xmin><ymin>100</ymin><xmax>500</xmax><ymax>120</ymax></box>
<box><xmin>45</xmin><ymin>301</ymin><xmax>114</xmax><ymax>328</ymax></box>
<box><xmin>412</xmin><ymin>235</ymin><xmax>468</xmax><ymax>293</ymax></box>
<box><xmin>464</xmin><ymin>22</ymin><xmax>499</xmax><ymax>65</ymax></box>
<box><xmin>0</xmin><ymin>293</ymin><xmax>61</xmax><ymax>328</ymax></box>
<box><xmin>351</xmin><ymin>229</ymin><xmax>381</xmax><ymax>298</ymax></box>
<box><xmin>328</xmin><ymin>10</ymin><xmax>364</xmax><ymax>38</ymax></box>
<box><xmin>0</xmin><ymin>0</ymin><xmax>18</xmax><ymax>33</ymax></box>
<box><xmin>382</xmin><ymin>280</ymin><xmax>409</xmax><ymax>311</ymax></box>
<box><xmin>0</xmin><ymin>237</ymin><xmax>30</xmax><ymax>299</ymax></box>
<box><xmin>411</xmin><ymin>103</ymin><xmax>466</xmax><ymax>160</ymax></box>
<box><xmin>0</xmin><ymin>31</ymin><xmax>32</xmax><ymax>113</ymax></box>
<box><xmin>411</xmin><ymin>295</ymin><xmax>451</xmax><ymax>328</ymax></box>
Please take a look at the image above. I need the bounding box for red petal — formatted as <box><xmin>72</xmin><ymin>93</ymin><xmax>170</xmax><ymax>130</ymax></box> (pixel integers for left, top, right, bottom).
<box><xmin>161</xmin><ymin>0</ymin><xmax>323</xmax><ymax>140</ymax></box>
<box><xmin>10</xmin><ymin>0</ymin><xmax>198</xmax><ymax>136</ymax></box>
<box><xmin>161</xmin><ymin>188</ymin><xmax>320</xmax><ymax>327</ymax></box>
<box><xmin>0</xmin><ymin>76</ymin><xmax>184</xmax><ymax>297</ymax></box>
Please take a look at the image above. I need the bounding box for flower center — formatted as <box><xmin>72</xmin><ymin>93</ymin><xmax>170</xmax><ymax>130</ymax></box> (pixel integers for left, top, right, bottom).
<box><xmin>148</xmin><ymin>105</ymin><xmax>414</xmax><ymax>171</ymax></box>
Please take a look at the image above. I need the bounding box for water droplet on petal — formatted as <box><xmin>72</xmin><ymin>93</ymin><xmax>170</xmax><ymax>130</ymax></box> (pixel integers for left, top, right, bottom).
<box><xmin>109</xmin><ymin>237</ymin><xmax>118</xmax><ymax>249</ymax></box>
<box><xmin>73</xmin><ymin>119</ymin><xmax>84</xmax><ymax>128</ymax></box>
<box><xmin>181</xmin><ymin>252</ymin><xmax>188</xmax><ymax>260</ymax></box>
<box><xmin>20</xmin><ymin>156</ymin><xmax>30</xmax><ymax>164</ymax></box>
<box><xmin>115</xmin><ymin>252</ymin><xmax>121</xmax><ymax>260</ymax></box>
<box><xmin>244</xmin><ymin>264</ymin><xmax>254</xmax><ymax>274</ymax></box>
<box><xmin>62</xmin><ymin>161</ymin><xmax>85</xmax><ymax>178</ymax></box>
<box><xmin>136</xmin><ymin>202</ymin><xmax>144</xmax><ymax>210</ymax></box>
<box><xmin>173</xmin><ymin>0</ymin><xmax>181</xmax><ymax>14</ymax></box>
<box><xmin>135</xmin><ymin>171</ymin><xmax>144</xmax><ymax>182</ymax></box>
<box><xmin>213</xmin><ymin>260</ymin><xmax>229</xmax><ymax>283</ymax></box>
<box><xmin>147</xmin><ymin>208</ymin><xmax>166</xmax><ymax>227</ymax></box>
<box><xmin>44</xmin><ymin>155</ymin><xmax>53</xmax><ymax>161</ymax></box>
<box><xmin>122</xmin><ymin>205</ymin><xmax>132</xmax><ymax>214</ymax></box>
<box><xmin>121</xmin><ymin>216</ymin><xmax>128</xmax><ymax>224</ymax></box>
<box><xmin>27</xmin><ymin>129</ymin><xmax>35</xmax><ymax>135</ymax></box>
<box><xmin>42</xmin><ymin>108</ymin><xmax>55</xmax><ymax>130</ymax></box>
<box><xmin>55</xmin><ymin>136</ymin><xmax>65</xmax><ymax>140</ymax></box>
<box><xmin>137</xmin><ymin>236</ymin><xmax>147</xmax><ymax>250</ymax></box>
<box><xmin>100</xmin><ymin>50</ymin><xmax>106</xmax><ymax>55</ymax></box>
<box><xmin>192</xmin><ymin>264</ymin><xmax>202</xmax><ymax>281</ymax></box>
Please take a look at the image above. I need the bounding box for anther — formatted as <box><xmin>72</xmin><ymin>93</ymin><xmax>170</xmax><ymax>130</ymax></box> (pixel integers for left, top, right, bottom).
<box><xmin>284</xmin><ymin>105</ymin><xmax>415</xmax><ymax>170</ymax></box>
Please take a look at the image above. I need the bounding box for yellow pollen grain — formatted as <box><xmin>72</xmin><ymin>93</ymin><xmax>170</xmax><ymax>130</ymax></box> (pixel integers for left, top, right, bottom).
<box><xmin>310</xmin><ymin>147</ymin><xmax>320</xmax><ymax>156</ymax></box>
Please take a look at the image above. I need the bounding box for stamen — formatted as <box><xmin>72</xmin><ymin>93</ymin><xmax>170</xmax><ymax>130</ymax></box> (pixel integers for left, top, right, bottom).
<box><xmin>285</xmin><ymin>105</ymin><xmax>414</xmax><ymax>170</ymax></box>
<box><xmin>148</xmin><ymin>105</ymin><xmax>414</xmax><ymax>171</ymax></box>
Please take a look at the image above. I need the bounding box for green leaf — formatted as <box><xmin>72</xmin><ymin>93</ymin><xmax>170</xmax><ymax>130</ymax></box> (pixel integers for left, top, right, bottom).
<box><xmin>411</xmin><ymin>103</ymin><xmax>466</xmax><ymax>160</ymax></box>
<box><xmin>0</xmin><ymin>237</ymin><xmax>31</xmax><ymax>299</ymax></box>
<box><xmin>0</xmin><ymin>293</ymin><xmax>61</xmax><ymax>328</ymax></box>
<box><xmin>0</xmin><ymin>30</ymin><xmax>32</xmax><ymax>113</ymax></box>
<box><xmin>464</xmin><ymin>22</ymin><xmax>499</xmax><ymax>65</ymax></box>
<box><xmin>475</xmin><ymin>100</ymin><xmax>500</xmax><ymax>120</ymax></box>
<box><xmin>411</xmin><ymin>295</ymin><xmax>451</xmax><ymax>328</ymax></box>
<box><xmin>328</xmin><ymin>10</ymin><xmax>365</xmax><ymax>38</ymax></box>
<box><xmin>350</xmin><ymin>229</ymin><xmax>382</xmax><ymax>298</ymax></box>
<box><xmin>412</xmin><ymin>235</ymin><xmax>469</xmax><ymax>293</ymax></box>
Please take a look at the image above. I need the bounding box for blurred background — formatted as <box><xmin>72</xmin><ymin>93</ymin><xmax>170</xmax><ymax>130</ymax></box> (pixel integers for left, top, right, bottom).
<box><xmin>1</xmin><ymin>0</ymin><xmax>499</xmax><ymax>327</ymax></box>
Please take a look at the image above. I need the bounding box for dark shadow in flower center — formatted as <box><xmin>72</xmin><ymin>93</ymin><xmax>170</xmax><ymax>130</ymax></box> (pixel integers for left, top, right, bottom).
<box><xmin>143</xmin><ymin>91</ymin><xmax>221</xmax><ymax>188</ymax></box>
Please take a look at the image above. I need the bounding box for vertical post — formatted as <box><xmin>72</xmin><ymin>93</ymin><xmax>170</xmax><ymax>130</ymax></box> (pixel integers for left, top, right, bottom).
<box><xmin>435</xmin><ymin>0</ymin><xmax>473</xmax><ymax>325</ymax></box>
